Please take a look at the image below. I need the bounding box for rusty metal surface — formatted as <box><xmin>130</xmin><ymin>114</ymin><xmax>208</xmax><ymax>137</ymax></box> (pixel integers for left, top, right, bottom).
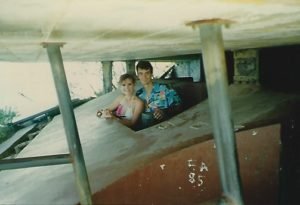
<box><xmin>93</xmin><ymin>124</ymin><xmax>280</xmax><ymax>205</ymax></box>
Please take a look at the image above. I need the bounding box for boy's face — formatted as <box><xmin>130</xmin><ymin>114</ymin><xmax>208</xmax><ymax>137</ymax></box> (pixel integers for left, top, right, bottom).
<box><xmin>137</xmin><ymin>68</ymin><xmax>152</xmax><ymax>86</ymax></box>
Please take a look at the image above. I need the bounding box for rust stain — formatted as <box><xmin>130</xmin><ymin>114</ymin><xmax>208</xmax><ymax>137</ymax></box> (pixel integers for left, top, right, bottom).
<box><xmin>185</xmin><ymin>18</ymin><xmax>236</xmax><ymax>29</ymax></box>
<box><xmin>41</xmin><ymin>42</ymin><xmax>66</xmax><ymax>48</ymax></box>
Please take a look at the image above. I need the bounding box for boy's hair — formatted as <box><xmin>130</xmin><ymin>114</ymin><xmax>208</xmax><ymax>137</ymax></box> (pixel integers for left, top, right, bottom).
<box><xmin>136</xmin><ymin>60</ymin><xmax>153</xmax><ymax>74</ymax></box>
<box><xmin>118</xmin><ymin>73</ymin><xmax>136</xmax><ymax>84</ymax></box>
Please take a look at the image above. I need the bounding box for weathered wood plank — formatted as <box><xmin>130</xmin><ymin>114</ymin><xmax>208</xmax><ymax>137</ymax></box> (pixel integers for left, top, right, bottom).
<box><xmin>0</xmin><ymin>85</ymin><xmax>298</xmax><ymax>205</ymax></box>
<box><xmin>0</xmin><ymin>124</ymin><xmax>36</xmax><ymax>158</ymax></box>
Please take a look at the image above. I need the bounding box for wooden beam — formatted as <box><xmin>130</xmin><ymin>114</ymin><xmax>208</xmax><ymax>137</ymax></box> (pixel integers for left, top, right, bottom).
<box><xmin>187</xmin><ymin>20</ymin><xmax>244</xmax><ymax>205</ymax></box>
<box><xmin>102</xmin><ymin>61</ymin><xmax>113</xmax><ymax>93</ymax></box>
<box><xmin>45</xmin><ymin>43</ymin><xmax>93</xmax><ymax>205</ymax></box>
<box><xmin>126</xmin><ymin>60</ymin><xmax>136</xmax><ymax>75</ymax></box>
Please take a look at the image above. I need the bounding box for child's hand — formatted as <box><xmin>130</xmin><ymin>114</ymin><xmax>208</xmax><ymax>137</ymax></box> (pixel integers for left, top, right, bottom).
<box><xmin>153</xmin><ymin>108</ymin><xmax>164</xmax><ymax>120</ymax></box>
<box><xmin>97</xmin><ymin>109</ymin><xmax>112</xmax><ymax>118</ymax></box>
<box><xmin>102</xmin><ymin>109</ymin><xmax>113</xmax><ymax>118</ymax></box>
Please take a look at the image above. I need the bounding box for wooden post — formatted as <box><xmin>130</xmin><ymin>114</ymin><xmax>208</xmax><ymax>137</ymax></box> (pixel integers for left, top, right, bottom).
<box><xmin>102</xmin><ymin>61</ymin><xmax>113</xmax><ymax>93</ymax></box>
<box><xmin>126</xmin><ymin>60</ymin><xmax>136</xmax><ymax>75</ymax></box>
<box><xmin>186</xmin><ymin>19</ymin><xmax>244</xmax><ymax>205</ymax></box>
<box><xmin>44</xmin><ymin>43</ymin><xmax>93</xmax><ymax>205</ymax></box>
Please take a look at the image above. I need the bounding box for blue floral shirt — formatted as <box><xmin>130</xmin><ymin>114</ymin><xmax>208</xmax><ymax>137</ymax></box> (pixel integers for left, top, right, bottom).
<box><xmin>136</xmin><ymin>83</ymin><xmax>182</xmax><ymax>112</ymax></box>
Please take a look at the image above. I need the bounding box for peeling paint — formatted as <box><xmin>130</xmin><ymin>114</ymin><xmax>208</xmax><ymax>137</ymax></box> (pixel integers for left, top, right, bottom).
<box><xmin>187</xmin><ymin>159</ymin><xmax>208</xmax><ymax>188</ymax></box>
<box><xmin>160</xmin><ymin>164</ymin><xmax>166</xmax><ymax>170</ymax></box>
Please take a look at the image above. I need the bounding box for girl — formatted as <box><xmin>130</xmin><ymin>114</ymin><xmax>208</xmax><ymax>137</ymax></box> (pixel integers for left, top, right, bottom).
<box><xmin>97</xmin><ymin>73</ymin><xmax>144</xmax><ymax>130</ymax></box>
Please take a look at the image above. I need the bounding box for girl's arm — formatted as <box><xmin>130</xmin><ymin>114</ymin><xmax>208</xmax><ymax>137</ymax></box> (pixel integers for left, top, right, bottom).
<box><xmin>107</xmin><ymin>95</ymin><xmax>122</xmax><ymax>112</ymax></box>
<box><xmin>97</xmin><ymin>96</ymin><xmax>122</xmax><ymax>118</ymax></box>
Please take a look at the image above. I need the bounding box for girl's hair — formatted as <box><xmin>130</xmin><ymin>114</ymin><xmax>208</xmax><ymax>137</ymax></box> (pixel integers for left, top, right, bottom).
<box><xmin>118</xmin><ymin>73</ymin><xmax>136</xmax><ymax>84</ymax></box>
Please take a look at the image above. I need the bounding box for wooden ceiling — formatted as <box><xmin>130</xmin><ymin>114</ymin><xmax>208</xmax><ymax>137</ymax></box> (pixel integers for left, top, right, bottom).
<box><xmin>1</xmin><ymin>0</ymin><xmax>300</xmax><ymax>62</ymax></box>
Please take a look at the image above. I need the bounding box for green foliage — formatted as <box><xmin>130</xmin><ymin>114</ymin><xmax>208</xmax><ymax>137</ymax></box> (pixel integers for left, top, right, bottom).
<box><xmin>0</xmin><ymin>107</ymin><xmax>17</xmax><ymax>124</ymax></box>
<box><xmin>0</xmin><ymin>107</ymin><xmax>18</xmax><ymax>144</ymax></box>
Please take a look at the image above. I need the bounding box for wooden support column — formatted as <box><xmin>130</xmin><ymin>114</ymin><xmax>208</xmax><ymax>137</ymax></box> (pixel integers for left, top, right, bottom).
<box><xmin>186</xmin><ymin>19</ymin><xmax>244</xmax><ymax>205</ymax></box>
<box><xmin>43</xmin><ymin>43</ymin><xmax>92</xmax><ymax>205</ymax></box>
<box><xmin>102</xmin><ymin>61</ymin><xmax>113</xmax><ymax>93</ymax></box>
<box><xmin>126</xmin><ymin>60</ymin><xmax>136</xmax><ymax>75</ymax></box>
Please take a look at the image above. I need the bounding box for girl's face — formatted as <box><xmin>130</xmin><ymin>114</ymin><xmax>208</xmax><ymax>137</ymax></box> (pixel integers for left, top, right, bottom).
<box><xmin>120</xmin><ymin>78</ymin><xmax>135</xmax><ymax>95</ymax></box>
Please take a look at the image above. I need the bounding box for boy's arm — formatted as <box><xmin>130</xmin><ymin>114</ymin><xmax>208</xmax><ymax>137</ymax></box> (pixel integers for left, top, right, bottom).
<box><xmin>153</xmin><ymin>86</ymin><xmax>182</xmax><ymax>120</ymax></box>
<box><xmin>165</xmin><ymin>86</ymin><xmax>183</xmax><ymax>118</ymax></box>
